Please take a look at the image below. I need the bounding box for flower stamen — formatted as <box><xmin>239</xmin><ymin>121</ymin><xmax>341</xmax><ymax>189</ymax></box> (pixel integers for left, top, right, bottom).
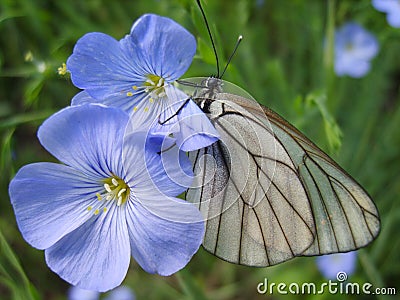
<box><xmin>89</xmin><ymin>176</ymin><xmax>130</xmax><ymax>215</ymax></box>
<box><xmin>112</xmin><ymin>178</ymin><xmax>119</xmax><ymax>186</ymax></box>
<box><xmin>104</xmin><ymin>183</ymin><xmax>112</xmax><ymax>193</ymax></box>
<box><xmin>143</xmin><ymin>74</ymin><xmax>166</xmax><ymax>100</ymax></box>
<box><xmin>100</xmin><ymin>176</ymin><xmax>130</xmax><ymax>207</ymax></box>
<box><xmin>146</xmin><ymin>78</ymin><xmax>156</xmax><ymax>85</ymax></box>
<box><xmin>117</xmin><ymin>188</ymin><xmax>126</xmax><ymax>198</ymax></box>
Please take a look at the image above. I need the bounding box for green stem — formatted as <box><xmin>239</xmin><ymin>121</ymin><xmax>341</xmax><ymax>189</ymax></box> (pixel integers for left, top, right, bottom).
<box><xmin>324</xmin><ymin>0</ymin><xmax>336</xmax><ymax>111</ymax></box>
<box><xmin>358</xmin><ymin>250</ymin><xmax>391</xmax><ymax>300</ymax></box>
<box><xmin>0</xmin><ymin>110</ymin><xmax>55</xmax><ymax>129</ymax></box>
<box><xmin>0</xmin><ymin>228</ymin><xmax>39</xmax><ymax>300</ymax></box>
<box><xmin>175</xmin><ymin>268</ymin><xmax>208</xmax><ymax>300</ymax></box>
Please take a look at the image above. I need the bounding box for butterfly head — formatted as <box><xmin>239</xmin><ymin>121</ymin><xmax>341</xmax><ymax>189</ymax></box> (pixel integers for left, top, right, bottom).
<box><xmin>205</xmin><ymin>76</ymin><xmax>223</xmax><ymax>91</ymax></box>
<box><xmin>193</xmin><ymin>77</ymin><xmax>223</xmax><ymax>113</ymax></box>
<box><xmin>199</xmin><ymin>76</ymin><xmax>223</xmax><ymax>97</ymax></box>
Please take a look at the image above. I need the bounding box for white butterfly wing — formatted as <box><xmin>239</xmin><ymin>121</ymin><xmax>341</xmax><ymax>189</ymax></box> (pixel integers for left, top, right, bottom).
<box><xmin>187</xmin><ymin>94</ymin><xmax>315</xmax><ymax>266</ymax></box>
<box><xmin>186</xmin><ymin>92</ymin><xmax>380</xmax><ymax>266</ymax></box>
<box><xmin>255</xmin><ymin>102</ymin><xmax>381</xmax><ymax>256</ymax></box>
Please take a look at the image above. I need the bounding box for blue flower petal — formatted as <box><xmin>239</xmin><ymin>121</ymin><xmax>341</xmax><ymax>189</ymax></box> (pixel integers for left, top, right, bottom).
<box><xmin>104</xmin><ymin>286</ymin><xmax>135</xmax><ymax>300</ymax></box>
<box><xmin>68</xmin><ymin>14</ymin><xmax>196</xmax><ymax>103</ymax></box>
<box><xmin>67</xmin><ymin>32</ymin><xmax>144</xmax><ymax>99</ymax></box>
<box><xmin>372</xmin><ymin>0</ymin><xmax>400</xmax><ymax>27</ymax></box>
<box><xmin>126</xmin><ymin>198</ymin><xmax>204</xmax><ymax>275</ymax></box>
<box><xmin>71</xmin><ymin>90</ymin><xmax>145</xmax><ymax>113</ymax></box>
<box><xmin>334</xmin><ymin>22</ymin><xmax>379</xmax><ymax>78</ymax></box>
<box><xmin>122</xmin><ymin>132</ymin><xmax>193</xmax><ymax>197</ymax></box>
<box><xmin>335</xmin><ymin>57</ymin><xmax>370</xmax><ymax>78</ymax></box>
<box><xmin>9</xmin><ymin>162</ymin><xmax>100</xmax><ymax>250</ymax></box>
<box><xmin>372</xmin><ymin>0</ymin><xmax>394</xmax><ymax>11</ymax></box>
<box><xmin>71</xmin><ymin>91</ymin><xmax>95</xmax><ymax>106</ymax></box>
<box><xmin>68</xmin><ymin>286</ymin><xmax>99</xmax><ymax>300</ymax></box>
<box><xmin>154</xmin><ymin>86</ymin><xmax>219</xmax><ymax>151</ymax></box>
<box><xmin>174</xmin><ymin>99</ymin><xmax>220</xmax><ymax>151</ymax></box>
<box><xmin>45</xmin><ymin>205</ymin><xmax>130</xmax><ymax>292</ymax></box>
<box><xmin>387</xmin><ymin>8</ymin><xmax>400</xmax><ymax>28</ymax></box>
<box><xmin>123</xmin><ymin>94</ymin><xmax>167</xmax><ymax>134</ymax></box>
<box><xmin>127</xmin><ymin>14</ymin><xmax>196</xmax><ymax>81</ymax></box>
<box><xmin>336</xmin><ymin>23</ymin><xmax>379</xmax><ymax>60</ymax></box>
<box><xmin>38</xmin><ymin>104</ymin><xmax>128</xmax><ymax>178</ymax></box>
<box><xmin>316</xmin><ymin>251</ymin><xmax>357</xmax><ymax>280</ymax></box>
<box><xmin>144</xmin><ymin>132</ymin><xmax>176</xmax><ymax>153</ymax></box>
<box><xmin>158</xmin><ymin>144</ymin><xmax>194</xmax><ymax>192</ymax></box>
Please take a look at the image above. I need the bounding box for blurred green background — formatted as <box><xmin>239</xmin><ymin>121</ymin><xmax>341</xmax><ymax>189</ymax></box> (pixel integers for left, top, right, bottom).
<box><xmin>1</xmin><ymin>0</ymin><xmax>399</xmax><ymax>299</ymax></box>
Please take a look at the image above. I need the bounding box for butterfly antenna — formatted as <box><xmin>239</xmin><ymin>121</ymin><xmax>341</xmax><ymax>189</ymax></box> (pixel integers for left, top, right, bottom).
<box><xmin>220</xmin><ymin>35</ymin><xmax>242</xmax><ymax>79</ymax></box>
<box><xmin>196</xmin><ymin>0</ymin><xmax>220</xmax><ymax>78</ymax></box>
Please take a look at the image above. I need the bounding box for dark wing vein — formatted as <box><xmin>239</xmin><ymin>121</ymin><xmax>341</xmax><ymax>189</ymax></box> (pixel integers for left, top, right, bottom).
<box><xmin>302</xmin><ymin>156</ymin><xmax>340</xmax><ymax>253</ymax></box>
<box><xmin>262</xmin><ymin>103</ymin><xmax>380</xmax><ymax>255</ymax></box>
<box><xmin>188</xmin><ymin>104</ymin><xmax>315</xmax><ymax>266</ymax></box>
<box><xmin>214</xmin><ymin>114</ymin><xmax>314</xmax><ymax>239</ymax></box>
<box><xmin>187</xmin><ymin>92</ymin><xmax>379</xmax><ymax>266</ymax></box>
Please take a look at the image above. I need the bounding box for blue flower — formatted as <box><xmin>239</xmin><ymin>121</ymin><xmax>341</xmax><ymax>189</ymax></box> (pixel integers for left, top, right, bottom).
<box><xmin>68</xmin><ymin>286</ymin><xmax>99</xmax><ymax>300</ymax></box>
<box><xmin>68</xmin><ymin>285</ymin><xmax>135</xmax><ymax>300</ymax></box>
<box><xmin>334</xmin><ymin>22</ymin><xmax>379</xmax><ymax>78</ymax></box>
<box><xmin>316</xmin><ymin>251</ymin><xmax>357</xmax><ymax>280</ymax></box>
<box><xmin>372</xmin><ymin>0</ymin><xmax>400</xmax><ymax>28</ymax></box>
<box><xmin>67</xmin><ymin>14</ymin><xmax>219</xmax><ymax>151</ymax></box>
<box><xmin>9</xmin><ymin>104</ymin><xmax>204</xmax><ymax>292</ymax></box>
<box><xmin>104</xmin><ymin>286</ymin><xmax>135</xmax><ymax>300</ymax></box>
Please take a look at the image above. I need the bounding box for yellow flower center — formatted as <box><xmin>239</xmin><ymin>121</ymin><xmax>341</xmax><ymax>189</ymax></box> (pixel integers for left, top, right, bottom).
<box><xmin>58</xmin><ymin>63</ymin><xmax>67</xmax><ymax>75</ymax></box>
<box><xmin>125</xmin><ymin>74</ymin><xmax>167</xmax><ymax>113</ymax></box>
<box><xmin>86</xmin><ymin>176</ymin><xmax>130</xmax><ymax>215</ymax></box>
<box><xmin>101</xmin><ymin>176</ymin><xmax>130</xmax><ymax>207</ymax></box>
<box><xmin>143</xmin><ymin>74</ymin><xmax>166</xmax><ymax>98</ymax></box>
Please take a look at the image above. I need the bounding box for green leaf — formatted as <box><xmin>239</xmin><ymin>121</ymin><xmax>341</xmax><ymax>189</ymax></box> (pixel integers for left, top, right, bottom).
<box><xmin>0</xmin><ymin>229</ymin><xmax>40</xmax><ymax>300</ymax></box>
<box><xmin>0</xmin><ymin>110</ymin><xmax>55</xmax><ymax>129</ymax></box>
<box><xmin>306</xmin><ymin>90</ymin><xmax>343</xmax><ymax>153</ymax></box>
<box><xmin>196</xmin><ymin>37</ymin><xmax>216</xmax><ymax>66</ymax></box>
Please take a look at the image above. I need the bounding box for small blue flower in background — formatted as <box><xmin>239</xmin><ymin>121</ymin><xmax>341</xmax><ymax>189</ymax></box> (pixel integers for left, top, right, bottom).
<box><xmin>67</xmin><ymin>14</ymin><xmax>219</xmax><ymax>151</ymax></box>
<box><xmin>68</xmin><ymin>285</ymin><xmax>135</xmax><ymax>300</ymax></box>
<box><xmin>104</xmin><ymin>286</ymin><xmax>135</xmax><ymax>300</ymax></box>
<box><xmin>68</xmin><ymin>286</ymin><xmax>99</xmax><ymax>300</ymax></box>
<box><xmin>334</xmin><ymin>22</ymin><xmax>379</xmax><ymax>78</ymax></box>
<box><xmin>372</xmin><ymin>0</ymin><xmax>400</xmax><ymax>28</ymax></box>
<box><xmin>316</xmin><ymin>251</ymin><xmax>357</xmax><ymax>280</ymax></box>
<box><xmin>8</xmin><ymin>104</ymin><xmax>204</xmax><ymax>292</ymax></box>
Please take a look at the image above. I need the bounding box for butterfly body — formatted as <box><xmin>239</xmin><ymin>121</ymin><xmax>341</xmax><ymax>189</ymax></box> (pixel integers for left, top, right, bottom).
<box><xmin>181</xmin><ymin>77</ymin><xmax>380</xmax><ymax>267</ymax></box>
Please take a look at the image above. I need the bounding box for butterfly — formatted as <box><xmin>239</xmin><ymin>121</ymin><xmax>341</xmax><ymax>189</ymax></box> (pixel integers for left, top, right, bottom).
<box><xmin>177</xmin><ymin>76</ymin><xmax>380</xmax><ymax>267</ymax></box>
<box><xmin>177</xmin><ymin>0</ymin><xmax>380</xmax><ymax>267</ymax></box>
